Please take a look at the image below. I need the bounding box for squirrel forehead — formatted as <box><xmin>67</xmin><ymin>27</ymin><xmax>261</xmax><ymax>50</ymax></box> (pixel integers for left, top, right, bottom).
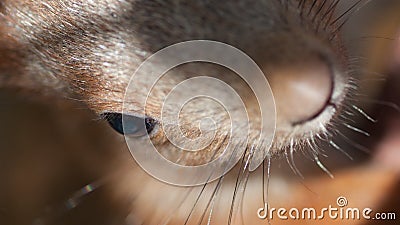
<box><xmin>2</xmin><ymin>0</ymin><xmax>337</xmax><ymax>107</ymax></box>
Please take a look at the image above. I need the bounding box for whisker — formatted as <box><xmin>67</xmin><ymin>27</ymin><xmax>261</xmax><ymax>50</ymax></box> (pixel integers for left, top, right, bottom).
<box><xmin>330</xmin><ymin>0</ymin><xmax>363</xmax><ymax>26</ymax></box>
<box><xmin>343</xmin><ymin>123</ymin><xmax>370</xmax><ymax>137</ymax></box>
<box><xmin>357</xmin><ymin>77</ymin><xmax>388</xmax><ymax>83</ymax></box>
<box><xmin>183</xmin><ymin>139</ymin><xmax>233</xmax><ymax>225</ymax></box>
<box><xmin>321</xmin><ymin>0</ymin><xmax>339</xmax><ymax>31</ymax></box>
<box><xmin>205</xmin><ymin>185</ymin><xmax>219</xmax><ymax>225</ymax></box>
<box><xmin>352</xmin><ymin>105</ymin><xmax>377</xmax><ymax>123</ymax></box>
<box><xmin>33</xmin><ymin>178</ymin><xmax>107</xmax><ymax>225</ymax></box>
<box><xmin>307</xmin><ymin>0</ymin><xmax>318</xmax><ymax>16</ymax></box>
<box><xmin>228</xmin><ymin>147</ymin><xmax>252</xmax><ymax>225</ymax></box>
<box><xmin>237</xmin><ymin>171</ymin><xmax>251</xmax><ymax>225</ymax></box>
<box><xmin>349</xmin><ymin>99</ymin><xmax>400</xmax><ymax>113</ymax></box>
<box><xmin>261</xmin><ymin>155</ymin><xmax>272</xmax><ymax>224</ymax></box>
<box><xmin>313</xmin><ymin>153</ymin><xmax>334</xmax><ymax>179</ymax></box>
<box><xmin>336</xmin><ymin>130</ymin><xmax>370</xmax><ymax>154</ymax></box>
<box><xmin>315</xmin><ymin>0</ymin><xmax>338</xmax><ymax>31</ymax></box>
<box><xmin>286</xmin><ymin>138</ymin><xmax>304</xmax><ymax>179</ymax></box>
<box><xmin>183</xmin><ymin>177</ymin><xmax>211</xmax><ymax>224</ymax></box>
<box><xmin>329</xmin><ymin>140</ymin><xmax>354</xmax><ymax>160</ymax></box>
<box><xmin>348</xmin><ymin>35</ymin><xmax>396</xmax><ymax>42</ymax></box>
<box><xmin>321</xmin><ymin>0</ymin><xmax>340</xmax><ymax>20</ymax></box>
<box><xmin>310</xmin><ymin>136</ymin><xmax>329</xmax><ymax>158</ymax></box>
<box><xmin>197</xmin><ymin>177</ymin><xmax>224</xmax><ymax>225</ymax></box>
<box><xmin>343</xmin><ymin>110</ymin><xmax>356</xmax><ymax>116</ymax></box>
<box><xmin>312</xmin><ymin>0</ymin><xmax>328</xmax><ymax>22</ymax></box>
<box><xmin>298</xmin><ymin>0</ymin><xmax>307</xmax><ymax>10</ymax></box>
<box><xmin>306</xmin><ymin>135</ymin><xmax>319</xmax><ymax>155</ymax></box>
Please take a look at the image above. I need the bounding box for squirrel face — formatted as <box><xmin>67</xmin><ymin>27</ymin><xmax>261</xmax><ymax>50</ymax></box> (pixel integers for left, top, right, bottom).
<box><xmin>1</xmin><ymin>0</ymin><xmax>348</xmax><ymax>161</ymax></box>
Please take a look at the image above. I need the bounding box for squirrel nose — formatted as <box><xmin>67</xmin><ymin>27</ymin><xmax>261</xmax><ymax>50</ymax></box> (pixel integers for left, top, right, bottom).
<box><xmin>268</xmin><ymin>59</ymin><xmax>333</xmax><ymax>125</ymax></box>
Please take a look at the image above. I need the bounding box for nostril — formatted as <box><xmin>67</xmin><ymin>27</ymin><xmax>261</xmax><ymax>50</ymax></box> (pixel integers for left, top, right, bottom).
<box><xmin>268</xmin><ymin>59</ymin><xmax>334</xmax><ymax>125</ymax></box>
<box><xmin>102</xmin><ymin>112</ymin><xmax>156</xmax><ymax>136</ymax></box>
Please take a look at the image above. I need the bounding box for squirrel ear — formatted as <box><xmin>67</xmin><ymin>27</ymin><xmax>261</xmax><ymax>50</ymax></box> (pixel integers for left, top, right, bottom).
<box><xmin>101</xmin><ymin>112</ymin><xmax>156</xmax><ymax>136</ymax></box>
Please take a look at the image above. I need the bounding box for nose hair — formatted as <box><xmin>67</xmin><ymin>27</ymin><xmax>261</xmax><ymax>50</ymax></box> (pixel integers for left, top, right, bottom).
<box><xmin>267</xmin><ymin>59</ymin><xmax>333</xmax><ymax>125</ymax></box>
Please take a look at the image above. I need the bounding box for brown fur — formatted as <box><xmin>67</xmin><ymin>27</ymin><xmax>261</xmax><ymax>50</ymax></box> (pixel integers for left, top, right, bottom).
<box><xmin>0</xmin><ymin>0</ymin><xmax>349</xmax><ymax>161</ymax></box>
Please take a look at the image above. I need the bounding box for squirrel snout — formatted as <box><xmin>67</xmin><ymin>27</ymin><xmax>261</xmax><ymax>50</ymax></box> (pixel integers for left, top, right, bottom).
<box><xmin>268</xmin><ymin>59</ymin><xmax>334</xmax><ymax>126</ymax></box>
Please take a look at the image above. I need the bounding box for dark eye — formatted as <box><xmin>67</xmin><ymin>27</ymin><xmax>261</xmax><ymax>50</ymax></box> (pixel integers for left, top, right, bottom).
<box><xmin>102</xmin><ymin>112</ymin><xmax>156</xmax><ymax>136</ymax></box>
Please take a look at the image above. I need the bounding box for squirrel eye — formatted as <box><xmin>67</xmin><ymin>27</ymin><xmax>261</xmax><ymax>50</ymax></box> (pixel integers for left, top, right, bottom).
<box><xmin>102</xmin><ymin>112</ymin><xmax>156</xmax><ymax>136</ymax></box>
